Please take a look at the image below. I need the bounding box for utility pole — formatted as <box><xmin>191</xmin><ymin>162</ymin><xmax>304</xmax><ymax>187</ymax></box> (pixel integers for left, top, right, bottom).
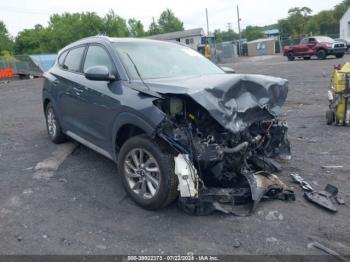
<box><xmin>227</xmin><ymin>22</ymin><xmax>232</xmax><ymax>31</ymax></box>
<box><xmin>237</xmin><ymin>5</ymin><xmax>242</xmax><ymax>56</ymax></box>
<box><xmin>205</xmin><ymin>8</ymin><xmax>210</xmax><ymax>36</ymax></box>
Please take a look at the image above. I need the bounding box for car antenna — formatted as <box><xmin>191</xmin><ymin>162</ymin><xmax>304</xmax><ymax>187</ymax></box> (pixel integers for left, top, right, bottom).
<box><xmin>125</xmin><ymin>52</ymin><xmax>150</xmax><ymax>90</ymax></box>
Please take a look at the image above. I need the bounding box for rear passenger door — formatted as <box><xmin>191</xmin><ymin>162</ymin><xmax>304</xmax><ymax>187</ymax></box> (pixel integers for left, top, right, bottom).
<box><xmin>57</xmin><ymin>45</ymin><xmax>87</xmax><ymax>134</ymax></box>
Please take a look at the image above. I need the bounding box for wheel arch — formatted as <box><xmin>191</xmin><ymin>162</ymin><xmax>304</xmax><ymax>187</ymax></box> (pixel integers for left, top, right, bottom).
<box><xmin>112</xmin><ymin>112</ymin><xmax>163</xmax><ymax>160</ymax></box>
<box><xmin>316</xmin><ymin>47</ymin><xmax>327</xmax><ymax>54</ymax></box>
<box><xmin>43</xmin><ymin>98</ymin><xmax>51</xmax><ymax>112</ymax></box>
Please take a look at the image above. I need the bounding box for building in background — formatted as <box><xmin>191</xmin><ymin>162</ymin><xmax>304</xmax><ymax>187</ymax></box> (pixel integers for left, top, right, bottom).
<box><xmin>340</xmin><ymin>7</ymin><xmax>350</xmax><ymax>42</ymax></box>
<box><xmin>147</xmin><ymin>28</ymin><xmax>205</xmax><ymax>50</ymax></box>
<box><xmin>264</xmin><ymin>29</ymin><xmax>280</xmax><ymax>40</ymax></box>
<box><xmin>247</xmin><ymin>38</ymin><xmax>276</xmax><ymax>56</ymax></box>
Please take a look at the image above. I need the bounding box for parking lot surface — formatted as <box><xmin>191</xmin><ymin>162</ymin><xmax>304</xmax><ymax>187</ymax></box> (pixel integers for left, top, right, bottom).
<box><xmin>0</xmin><ymin>55</ymin><xmax>349</xmax><ymax>255</ymax></box>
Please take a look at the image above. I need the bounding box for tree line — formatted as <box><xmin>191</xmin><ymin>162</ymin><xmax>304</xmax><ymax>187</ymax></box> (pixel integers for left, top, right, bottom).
<box><xmin>1</xmin><ymin>1</ymin><xmax>350</xmax><ymax>55</ymax></box>
<box><xmin>0</xmin><ymin>9</ymin><xmax>184</xmax><ymax>55</ymax></box>
<box><xmin>214</xmin><ymin>0</ymin><xmax>350</xmax><ymax>42</ymax></box>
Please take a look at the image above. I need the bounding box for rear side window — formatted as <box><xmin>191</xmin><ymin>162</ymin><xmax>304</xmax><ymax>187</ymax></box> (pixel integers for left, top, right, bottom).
<box><xmin>63</xmin><ymin>46</ymin><xmax>85</xmax><ymax>72</ymax></box>
<box><xmin>83</xmin><ymin>45</ymin><xmax>114</xmax><ymax>72</ymax></box>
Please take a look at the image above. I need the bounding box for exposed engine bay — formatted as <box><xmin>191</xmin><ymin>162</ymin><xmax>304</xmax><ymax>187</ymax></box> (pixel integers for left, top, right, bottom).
<box><xmin>155</xmin><ymin>92</ymin><xmax>295</xmax><ymax>215</ymax></box>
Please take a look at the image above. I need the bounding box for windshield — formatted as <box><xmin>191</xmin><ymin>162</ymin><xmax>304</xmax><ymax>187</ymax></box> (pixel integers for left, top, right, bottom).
<box><xmin>315</xmin><ymin>36</ymin><xmax>334</xmax><ymax>43</ymax></box>
<box><xmin>113</xmin><ymin>41</ymin><xmax>224</xmax><ymax>80</ymax></box>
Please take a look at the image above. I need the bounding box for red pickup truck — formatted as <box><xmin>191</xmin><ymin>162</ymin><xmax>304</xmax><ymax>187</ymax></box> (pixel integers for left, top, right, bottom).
<box><xmin>283</xmin><ymin>36</ymin><xmax>347</xmax><ymax>61</ymax></box>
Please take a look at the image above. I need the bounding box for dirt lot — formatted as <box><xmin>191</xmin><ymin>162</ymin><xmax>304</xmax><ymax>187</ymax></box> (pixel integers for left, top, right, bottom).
<box><xmin>0</xmin><ymin>55</ymin><xmax>349</xmax><ymax>256</ymax></box>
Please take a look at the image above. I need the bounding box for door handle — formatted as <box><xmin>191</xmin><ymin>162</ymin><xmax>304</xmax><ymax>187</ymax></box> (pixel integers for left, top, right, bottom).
<box><xmin>53</xmin><ymin>79</ymin><xmax>60</xmax><ymax>86</ymax></box>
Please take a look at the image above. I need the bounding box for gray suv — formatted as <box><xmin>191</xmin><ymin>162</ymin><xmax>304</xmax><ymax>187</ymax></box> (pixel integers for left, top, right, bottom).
<box><xmin>43</xmin><ymin>36</ymin><xmax>291</xmax><ymax>213</ymax></box>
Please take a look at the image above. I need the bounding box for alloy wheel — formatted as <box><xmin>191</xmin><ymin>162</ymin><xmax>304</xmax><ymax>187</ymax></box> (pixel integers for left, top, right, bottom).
<box><xmin>124</xmin><ymin>148</ymin><xmax>161</xmax><ymax>200</ymax></box>
<box><xmin>47</xmin><ymin>108</ymin><xmax>57</xmax><ymax>138</ymax></box>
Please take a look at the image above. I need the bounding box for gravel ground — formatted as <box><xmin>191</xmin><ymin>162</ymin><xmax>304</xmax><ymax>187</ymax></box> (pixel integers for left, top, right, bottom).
<box><xmin>0</xmin><ymin>55</ymin><xmax>349</xmax><ymax>256</ymax></box>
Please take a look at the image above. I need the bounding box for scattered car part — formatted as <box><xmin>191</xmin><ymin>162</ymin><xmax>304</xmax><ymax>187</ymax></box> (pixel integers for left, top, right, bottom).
<box><xmin>321</xmin><ymin>165</ymin><xmax>345</xmax><ymax>169</ymax></box>
<box><xmin>308</xmin><ymin>242</ymin><xmax>349</xmax><ymax>262</ymax></box>
<box><xmin>304</xmin><ymin>191</ymin><xmax>337</xmax><ymax>212</ymax></box>
<box><xmin>290</xmin><ymin>173</ymin><xmax>313</xmax><ymax>191</ymax></box>
<box><xmin>245</xmin><ymin>171</ymin><xmax>295</xmax><ymax>212</ymax></box>
<box><xmin>178</xmin><ymin>187</ymin><xmax>252</xmax><ymax>216</ymax></box>
<box><xmin>335</xmin><ymin>195</ymin><xmax>345</xmax><ymax>205</ymax></box>
<box><xmin>325</xmin><ymin>184</ymin><xmax>345</xmax><ymax>205</ymax></box>
<box><xmin>178</xmin><ymin>171</ymin><xmax>295</xmax><ymax>216</ymax></box>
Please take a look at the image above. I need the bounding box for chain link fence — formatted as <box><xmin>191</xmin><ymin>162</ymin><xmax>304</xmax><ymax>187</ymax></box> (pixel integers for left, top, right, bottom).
<box><xmin>214</xmin><ymin>41</ymin><xmax>238</xmax><ymax>64</ymax></box>
<box><xmin>0</xmin><ymin>54</ymin><xmax>56</xmax><ymax>78</ymax></box>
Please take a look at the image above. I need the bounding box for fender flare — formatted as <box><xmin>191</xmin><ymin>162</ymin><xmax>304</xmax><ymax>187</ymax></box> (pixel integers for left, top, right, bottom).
<box><xmin>111</xmin><ymin>111</ymin><xmax>163</xmax><ymax>160</ymax></box>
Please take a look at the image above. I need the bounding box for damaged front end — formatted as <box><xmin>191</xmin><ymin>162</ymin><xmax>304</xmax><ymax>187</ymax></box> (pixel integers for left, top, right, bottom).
<box><xmin>153</xmin><ymin>74</ymin><xmax>295</xmax><ymax>215</ymax></box>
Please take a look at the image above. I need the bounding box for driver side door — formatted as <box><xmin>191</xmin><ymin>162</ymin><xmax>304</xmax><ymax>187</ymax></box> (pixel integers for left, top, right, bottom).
<box><xmin>295</xmin><ymin>38</ymin><xmax>309</xmax><ymax>55</ymax></box>
<box><xmin>306</xmin><ymin>37</ymin><xmax>317</xmax><ymax>55</ymax></box>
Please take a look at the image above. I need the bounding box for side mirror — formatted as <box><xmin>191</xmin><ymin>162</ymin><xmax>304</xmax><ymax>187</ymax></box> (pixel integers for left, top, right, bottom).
<box><xmin>220</xmin><ymin>66</ymin><xmax>236</xmax><ymax>74</ymax></box>
<box><xmin>84</xmin><ymin>66</ymin><xmax>116</xmax><ymax>81</ymax></box>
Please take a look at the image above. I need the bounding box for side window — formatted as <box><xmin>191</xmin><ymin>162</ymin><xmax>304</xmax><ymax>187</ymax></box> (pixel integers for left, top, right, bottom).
<box><xmin>58</xmin><ymin>51</ymin><xmax>68</xmax><ymax>66</ymax></box>
<box><xmin>83</xmin><ymin>45</ymin><xmax>114</xmax><ymax>72</ymax></box>
<box><xmin>63</xmin><ymin>46</ymin><xmax>85</xmax><ymax>72</ymax></box>
<box><xmin>301</xmin><ymin>38</ymin><xmax>308</xmax><ymax>45</ymax></box>
<box><xmin>308</xmin><ymin>38</ymin><xmax>316</xmax><ymax>44</ymax></box>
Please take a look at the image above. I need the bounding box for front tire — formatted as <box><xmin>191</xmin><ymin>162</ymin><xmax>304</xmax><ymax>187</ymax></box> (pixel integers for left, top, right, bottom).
<box><xmin>287</xmin><ymin>52</ymin><xmax>295</xmax><ymax>61</ymax></box>
<box><xmin>336</xmin><ymin>54</ymin><xmax>344</xmax><ymax>59</ymax></box>
<box><xmin>317</xmin><ymin>49</ymin><xmax>327</xmax><ymax>60</ymax></box>
<box><xmin>45</xmin><ymin>102</ymin><xmax>67</xmax><ymax>144</ymax></box>
<box><xmin>118</xmin><ymin>135</ymin><xmax>178</xmax><ymax>210</ymax></box>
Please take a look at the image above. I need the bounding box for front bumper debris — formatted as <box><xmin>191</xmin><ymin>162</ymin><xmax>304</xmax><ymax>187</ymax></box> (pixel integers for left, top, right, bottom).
<box><xmin>175</xmin><ymin>154</ymin><xmax>295</xmax><ymax>216</ymax></box>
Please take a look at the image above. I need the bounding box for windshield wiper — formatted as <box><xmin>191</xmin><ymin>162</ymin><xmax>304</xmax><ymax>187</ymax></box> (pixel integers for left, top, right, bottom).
<box><xmin>125</xmin><ymin>52</ymin><xmax>150</xmax><ymax>91</ymax></box>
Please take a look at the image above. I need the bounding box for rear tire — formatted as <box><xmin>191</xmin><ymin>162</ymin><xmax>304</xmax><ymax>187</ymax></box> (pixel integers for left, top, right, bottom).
<box><xmin>287</xmin><ymin>52</ymin><xmax>295</xmax><ymax>61</ymax></box>
<box><xmin>326</xmin><ymin>110</ymin><xmax>335</xmax><ymax>125</ymax></box>
<box><xmin>45</xmin><ymin>102</ymin><xmax>67</xmax><ymax>144</ymax></box>
<box><xmin>118</xmin><ymin>135</ymin><xmax>179</xmax><ymax>210</ymax></box>
<box><xmin>336</xmin><ymin>54</ymin><xmax>344</xmax><ymax>59</ymax></box>
<box><xmin>317</xmin><ymin>49</ymin><xmax>327</xmax><ymax>60</ymax></box>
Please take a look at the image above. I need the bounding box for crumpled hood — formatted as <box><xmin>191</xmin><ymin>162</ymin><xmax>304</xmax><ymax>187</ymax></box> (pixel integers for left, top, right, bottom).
<box><xmin>145</xmin><ymin>74</ymin><xmax>288</xmax><ymax>133</ymax></box>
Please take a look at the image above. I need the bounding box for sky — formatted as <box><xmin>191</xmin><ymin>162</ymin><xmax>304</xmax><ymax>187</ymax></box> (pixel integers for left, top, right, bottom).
<box><xmin>0</xmin><ymin>0</ymin><xmax>344</xmax><ymax>36</ymax></box>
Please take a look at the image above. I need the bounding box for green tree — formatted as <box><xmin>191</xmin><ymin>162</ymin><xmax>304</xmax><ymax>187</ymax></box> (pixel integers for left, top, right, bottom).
<box><xmin>242</xmin><ymin>26</ymin><xmax>264</xmax><ymax>41</ymax></box>
<box><xmin>14</xmin><ymin>24</ymin><xmax>50</xmax><ymax>54</ymax></box>
<box><xmin>334</xmin><ymin>0</ymin><xmax>350</xmax><ymax>20</ymax></box>
<box><xmin>148</xmin><ymin>19</ymin><xmax>161</xmax><ymax>35</ymax></box>
<box><xmin>157</xmin><ymin>9</ymin><xmax>184</xmax><ymax>33</ymax></box>
<box><xmin>128</xmin><ymin>19</ymin><xmax>145</xmax><ymax>37</ymax></box>
<box><xmin>0</xmin><ymin>21</ymin><xmax>14</xmax><ymax>53</ymax></box>
<box><xmin>305</xmin><ymin>17</ymin><xmax>320</xmax><ymax>35</ymax></box>
<box><xmin>287</xmin><ymin>7</ymin><xmax>312</xmax><ymax>37</ymax></box>
<box><xmin>214</xmin><ymin>29</ymin><xmax>223</xmax><ymax>43</ymax></box>
<box><xmin>47</xmin><ymin>12</ymin><xmax>105</xmax><ymax>51</ymax></box>
<box><xmin>278</xmin><ymin>19</ymin><xmax>293</xmax><ymax>38</ymax></box>
<box><xmin>102</xmin><ymin>10</ymin><xmax>129</xmax><ymax>37</ymax></box>
<box><xmin>314</xmin><ymin>11</ymin><xmax>338</xmax><ymax>35</ymax></box>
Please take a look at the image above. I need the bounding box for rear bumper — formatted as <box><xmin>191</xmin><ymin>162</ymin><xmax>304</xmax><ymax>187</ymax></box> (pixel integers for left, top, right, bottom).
<box><xmin>327</xmin><ymin>48</ymin><xmax>347</xmax><ymax>55</ymax></box>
